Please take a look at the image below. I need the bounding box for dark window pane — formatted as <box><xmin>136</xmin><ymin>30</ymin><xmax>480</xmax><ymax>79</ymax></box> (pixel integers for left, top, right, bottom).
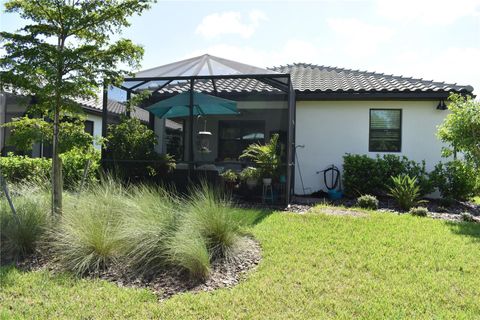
<box><xmin>166</xmin><ymin>119</ymin><xmax>184</xmax><ymax>161</ymax></box>
<box><xmin>218</xmin><ymin>120</ymin><xmax>265</xmax><ymax>160</ymax></box>
<box><xmin>84</xmin><ymin>120</ymin><xmax>94</xmax><ymax>136</ymax></box>
<box><xmin>369</xmin><ymin>109</ymin><xmax>401</xmax><ymax>152</ymax></box>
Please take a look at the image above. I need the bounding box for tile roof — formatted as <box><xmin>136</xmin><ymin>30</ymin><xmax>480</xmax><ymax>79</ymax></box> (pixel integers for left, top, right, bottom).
<box><xmin>74</xmin><ymin>97</ymin><xmax>150</xmax><ymax>122</ymax></box>
<box><xmin>151</xmin><ymin>62</ymin><xmax>474</xmax><ymax>97</ymax></box>
<box><xmin>272</xmin><ymin>63</ymin><xmax>474</xmax><ymax>94</ymax></box>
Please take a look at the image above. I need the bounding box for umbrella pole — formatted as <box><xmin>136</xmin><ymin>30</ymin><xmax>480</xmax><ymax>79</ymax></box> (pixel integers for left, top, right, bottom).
<box><xmin>189</xmin><ymin>79</ymin><xmax>194</xmax><ymax>179</ymax></box>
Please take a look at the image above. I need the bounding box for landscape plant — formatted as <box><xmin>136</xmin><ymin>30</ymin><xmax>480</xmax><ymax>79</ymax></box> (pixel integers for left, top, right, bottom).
<box><xmin>0</xmin><ymin>183</ymin><xmax>50</xmax><ymax>260</ymax></box>
<box><xmin>409</xmin><ymin>207</ymin><xmax>429</xmax><ymax>217</ymax></box>
<box><xmin>388</xmin><ymin>175</ymin><xmax>426</xmax><ymax>211</ymax></box>
<box><xmin>343</xmin><ymin>154</ymin><xmax>432</xmax><ymax>197</ymax></box>
<box><xmin>356</xmin><ymin>194</ymin><xmax>379</xmax><ymax>210</ymax></box>
<box><xmin>240</xmin><ymin>134</ymin><xmax>281</xmax><ymax>180</ymax></box>
<box><xmin>0</xmin><ymin>0</ymin><xmax>153</xmax><ymax>214</ymax></box>
<box><xmin>429</xmin><ymin>160</ymin><xmax>478</xmax><ymax>201</ymax></box>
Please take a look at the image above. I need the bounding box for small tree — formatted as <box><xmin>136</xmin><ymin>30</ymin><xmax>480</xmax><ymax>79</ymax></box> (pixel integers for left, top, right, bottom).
<box><xmin>0</xmin><ymin>0</ymin><xmax>153</xmax><ymax>214</ymax></box>
<box><xmin>438</xmin><ymin>94</ymin><xmax>480</xmax><ymax>168</ymax></box>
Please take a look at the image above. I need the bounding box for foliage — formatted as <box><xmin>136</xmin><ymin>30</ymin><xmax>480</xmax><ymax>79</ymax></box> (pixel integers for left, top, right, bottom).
<box><xmin>388</xmin><ymin>175</ymin><xmax>425</xmax><ymax>211</ymax></box>
<box><xmin>0</xmin><ymin>150</ymin><xmax>100</xmax><ymax>189</ymax></box>
<box><xmin>48</xmin><ymin>179</ymin><xmax>126</xmax><ymax>275</ymax></box>
<box><xmin>3</xmin><ymin>209</ymin><xmax>480</xmax><ymax>318</ymax></box>
<box><xmin>240</xmin><ymin>133</ymin><xmax>281</xmax><ymax>178</ymax></box>
<box><xmin>118</xmin><ymin>185</ymin><xmax>178</xmax><ymax>275</ymax></box>
<box><xmin>105</xmin><ymin>117</ymin><xmax>175</xmax><ymax>180</ymax></box>
<box><xmin>356</xmin><ymin>194</ymin><xmax>379</xmax><ymax>210</ymax></box>
<box><xmin>429</xmin><ymin>160</ymin><xmax>478</xmax><ymax>201</ymax></box>
<box><xmin>0</xmin><ymin>0</ymin><xmax>153</xmax><ymax>214</ymax></box>
<box><xmin>239</xmin><ymin>167</ymin><xmax>259</xmax><ymax>181</ymax></box>
<box><xmin>0</xmin><ymin>185</ymin><xmax>50</xmax><ymax>260</ymax></box>
<box><xmin>184</xmin><ymin>184</ymin><xmax>241</xmax><ymax>260</ymax></box>
<box><xmin>220</xmin><ymin>169</ymin><xmax>238</xmax><ymax>183</ymax></box>
<box><xmin>437</xmin><ymin>94</ymin><xmax>480</xmax><ymax>168</ymax></box>
<box><xmin>409</xmin><ymin>207</ymin><xmax>429</xmax><ymax>217</ymax></box>
<box><xmin>343</xmin><ymin>154</ymin><xmax>433</xmax><ymax>196</ymax></box>
<box><xmin>3</xmin><ymin>115</ymin><xmax>94</xmax><ymax>153</ymax></box>
<box><xmin>0</xmin><ymin>153</ymin><xmax>50</xmax><ymax>183</ymax></box>
<box><xmin>60</xmin><ymin>147</ymin><xmax>101</xmax><ymax>189</ymax></box>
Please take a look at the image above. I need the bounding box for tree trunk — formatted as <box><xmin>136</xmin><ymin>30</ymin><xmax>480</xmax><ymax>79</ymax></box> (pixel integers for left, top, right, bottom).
<box><xmin>51</xmin><ymin>108</ymin><xmax>63</xmax><ymax>215</ymax></box>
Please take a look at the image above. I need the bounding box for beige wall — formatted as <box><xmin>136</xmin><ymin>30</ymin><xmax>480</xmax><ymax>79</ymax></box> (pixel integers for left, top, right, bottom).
<box><xmin>295</xmin><ymin>100</ymin><xmax>449</xmax><ymax>194</ymax></box>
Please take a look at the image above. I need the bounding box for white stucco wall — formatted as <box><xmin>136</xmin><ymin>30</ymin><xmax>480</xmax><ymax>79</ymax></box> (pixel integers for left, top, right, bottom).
<box><xmin>294</xmin><ymin>100</ymin><xmax>449</xmax><ymax>194</ymax></box>
<box><xmin>86</xmin><ymin>113</ymin><xmax>103</xmax><ymax>150</ymax></box>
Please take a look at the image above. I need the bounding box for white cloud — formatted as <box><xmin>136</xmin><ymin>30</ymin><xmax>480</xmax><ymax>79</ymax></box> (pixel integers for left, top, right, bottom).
<box><xmin>375</xmin><ymin>0</ymin><xmax>480</xmax><ymax>25</ymax></box>
<box><xmin>195</xmin><ymin>10</ymin><xmax>267</xmax><ymax>39</ymax></box>
<box><xmin>326</xmin><ymin>18</ymin><xmax>394</xmax><ymax>56</ymax></box>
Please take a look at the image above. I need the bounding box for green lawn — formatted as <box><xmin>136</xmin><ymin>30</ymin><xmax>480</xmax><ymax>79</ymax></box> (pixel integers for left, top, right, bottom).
<box><xmin>2</xmin><ymin>207</ymin><xmax>480</xmax><ymax>319</ymax></box>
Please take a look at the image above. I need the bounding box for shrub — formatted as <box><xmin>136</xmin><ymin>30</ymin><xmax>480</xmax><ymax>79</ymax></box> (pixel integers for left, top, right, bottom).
<box><xmin>429</xmin><ymin>160</ymin><xmax>478</xmax><ymax>201</ymax></box>
<box><xmin>104</xmin><ymin>117</ymin><xmax>175</xmax><ymax>180</ymax></box>
<box><xmin>118</xmin><ymin>185</ymin><xmax>178</xmax><ymax>274</ymax></box>
<box><xmin>239</xmin><ymin>167</ymin><xmax>259</xmax><ymax>182</ymax></box>
<box><xmin>388</xmin><ymin>175</ymin><xmax>425</xmax><ymax>211</ymax></box>
<box><xmin>60</xmin><ymin>147</ymin><xmax>100</xmax><ymax>189</ymax></box>
<box><xmin>0</xmin><ymin>186</ymin><xmax>49</xmax><ymax>260</ymax></box>
<box><xmin>409</xmin><ymin>207</ymin><xmax>429</xmax><ymax>217</ymax></box>
<box><xmin>343</xmin><ymin>154</ymin><xmax>433</xmax><ymax>197</ymax></box>
<box><xmin>48</xmin><ymin>179</ymin><xmax>125</xmax><ymax>275</ymax></box>
<box><xmin>356</xmin><ymin>195</ymin><xmax>379</xmax><ymax>210</ymax></box>
<box><xmin>0</xmin><ymin>150</ymin><xmax>100</xmax><ymax>189</ymax></box>
<box><xmin>460</xmin><ymin>212</ymin><xmax>475</xmax><ymax>222</ymax></box>
<box><xmin>0</xmin><ymin>154</ymin><xmax>50</xmax><ymax>183</ymax></box>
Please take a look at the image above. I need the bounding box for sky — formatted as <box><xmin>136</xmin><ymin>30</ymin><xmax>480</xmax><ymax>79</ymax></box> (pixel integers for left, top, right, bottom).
<box><xmin>1</xmin><ymin>0</ymin><xmax>480</xmax><ymax>95</ymax></box>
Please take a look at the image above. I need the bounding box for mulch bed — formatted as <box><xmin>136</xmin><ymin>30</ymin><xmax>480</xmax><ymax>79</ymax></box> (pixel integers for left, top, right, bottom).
<box><xmin>289</xmin><ymin>195</ymin><xmax>480</xmax><ymax>223</ymax></box>
<box><xmin>9</xmin><ymin>236</ymin><xmax>262</xmax><ymax>300</ymax></box>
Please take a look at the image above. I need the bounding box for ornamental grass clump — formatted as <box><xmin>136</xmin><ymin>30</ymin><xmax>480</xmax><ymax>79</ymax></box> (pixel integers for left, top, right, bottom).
<box><xmin>118</xmin><ymin>185</ymin><xmax>179</xmax><ymax>274</ymax></box>
<box><xmin>0</xmin><ymin>184</ymin><xmax>50</xmax><ymax>260</ymax></box>
<box><xmin>48</xmin><ymin>178</ymin><xmax>126</xmax><ymax>275</ymax></box>
<box><xmin>183</xmin><ymin>184</ymin><xmax>241</xmax><ymax>260</ymax></box>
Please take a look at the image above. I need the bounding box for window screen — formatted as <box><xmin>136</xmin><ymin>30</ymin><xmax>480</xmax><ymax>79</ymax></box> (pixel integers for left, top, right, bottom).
<box><xmin>369</xmin><ymin>109</ymin><xmax>401</xmax><ymax>152</ymax></box>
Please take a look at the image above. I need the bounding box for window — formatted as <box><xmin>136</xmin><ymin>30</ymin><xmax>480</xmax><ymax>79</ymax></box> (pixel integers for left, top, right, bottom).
<box><xmin>218</xmin><ymin>120</ymin><xmax>265</xmax><ymax>160</ymax></box>
<box><xmin>369</xmin><ymin>109</ymin><xmax>402</xmax><ymax>152</ymax></box>
<box><xmin>84</xmin><ymin>120</ymin><xmax>94</xmax><ymax>136</ymax></box>
<box><xmin>165</xmin><ymin>119</ymin><xmax>184</xmax><ymax>161</ymax></box>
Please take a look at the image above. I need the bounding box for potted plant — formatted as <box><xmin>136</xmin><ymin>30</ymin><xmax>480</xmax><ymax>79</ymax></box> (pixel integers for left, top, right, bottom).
<box><xmin>240</xmin><ymin>134</ymin><xmax>280</xmax><ymax>186</ymax></box>
<box><xmin>220</xmin><ymin>169</ymin><xmax>238</xmax><ymax>190</ymax></box>
<box><xmin>239</xmin><ymin>167</ymin><xmax>259</xmax><ymax>189</ymax></box>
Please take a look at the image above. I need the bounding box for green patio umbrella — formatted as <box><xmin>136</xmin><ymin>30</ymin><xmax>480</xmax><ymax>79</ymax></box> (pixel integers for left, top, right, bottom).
<box><xmin>146</xmin><ymin>91</ymin><xmax>238</xmax><ymax>174</ymax></box>
<box><xmin>147</xmin><ymin>92</ymin><xmax>238</xmax><ymax>118</ymax></box>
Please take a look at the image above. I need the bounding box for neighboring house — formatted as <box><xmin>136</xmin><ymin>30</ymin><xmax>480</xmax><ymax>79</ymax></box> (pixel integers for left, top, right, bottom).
<box><xmin>0</xmin><ymin>92</ymin><xmax>149</xmax><ymax>156</ymax></box>
<box><xmin>119</xmin><ymin>55</ymin><xmax>473</xmax><ymax>196</ymax></box>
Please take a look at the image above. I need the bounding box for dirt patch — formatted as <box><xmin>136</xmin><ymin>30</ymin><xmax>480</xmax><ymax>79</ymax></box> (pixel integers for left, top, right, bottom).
<box><xmin>11</xmin><ymin>236</ymin><xmax>262</xmax><ymax>301</ymax></box>
<box><xmin>317</xmin><ymin>207</ymin><xmax>368</xmax><ymax>217</ymax></box>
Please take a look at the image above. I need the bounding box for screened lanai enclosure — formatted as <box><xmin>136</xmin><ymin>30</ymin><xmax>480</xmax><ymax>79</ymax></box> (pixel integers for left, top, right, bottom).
<box><xmin>103</xmin><ymin>54</ymin><xmax>295</xmax><ymax>204</ymax></box>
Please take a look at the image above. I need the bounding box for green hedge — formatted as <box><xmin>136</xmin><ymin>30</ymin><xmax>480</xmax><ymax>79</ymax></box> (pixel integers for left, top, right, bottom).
<box><xmin>429</xmin><ymin>160</ymin><xmax>478</xmax><ymax>201</ymax></box>
<box><xmin>0</xmin><ymin>148</ymin><xmax>100</xmax><ymax>188</ymax></box>
<box><xmin>343</xmin><ymin>154</ymin><xmax>433</xmax><ymax>197</ymax></box>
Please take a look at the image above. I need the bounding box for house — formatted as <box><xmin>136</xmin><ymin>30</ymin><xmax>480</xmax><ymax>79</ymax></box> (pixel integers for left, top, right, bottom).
<box><xmin>0</xmin><ymin>92</ymin><xmax>149</xmax><ymax>156</ymax></box>
<box><xmin>113</xmin><ymin>54</ymin><xmax>473</xmax><ymax>199</ymax></box>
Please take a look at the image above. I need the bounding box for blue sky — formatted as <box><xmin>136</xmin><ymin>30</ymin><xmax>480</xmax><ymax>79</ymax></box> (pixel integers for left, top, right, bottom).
<box><xmin>1</xmin><ymin>0</ymin><xmax>479</xmax><ymax>94</ymax></box>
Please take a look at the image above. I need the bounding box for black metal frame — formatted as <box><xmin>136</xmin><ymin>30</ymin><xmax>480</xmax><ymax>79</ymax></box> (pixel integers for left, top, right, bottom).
<box><xmin>103</xmin><ymin>72</ymin><xmax>296</xmax><ymax>204</ymax></box>
<box><xmin>368</xmin><ymin>108</ymin><xmax>402</xmax><ymax>153</ymax></box>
